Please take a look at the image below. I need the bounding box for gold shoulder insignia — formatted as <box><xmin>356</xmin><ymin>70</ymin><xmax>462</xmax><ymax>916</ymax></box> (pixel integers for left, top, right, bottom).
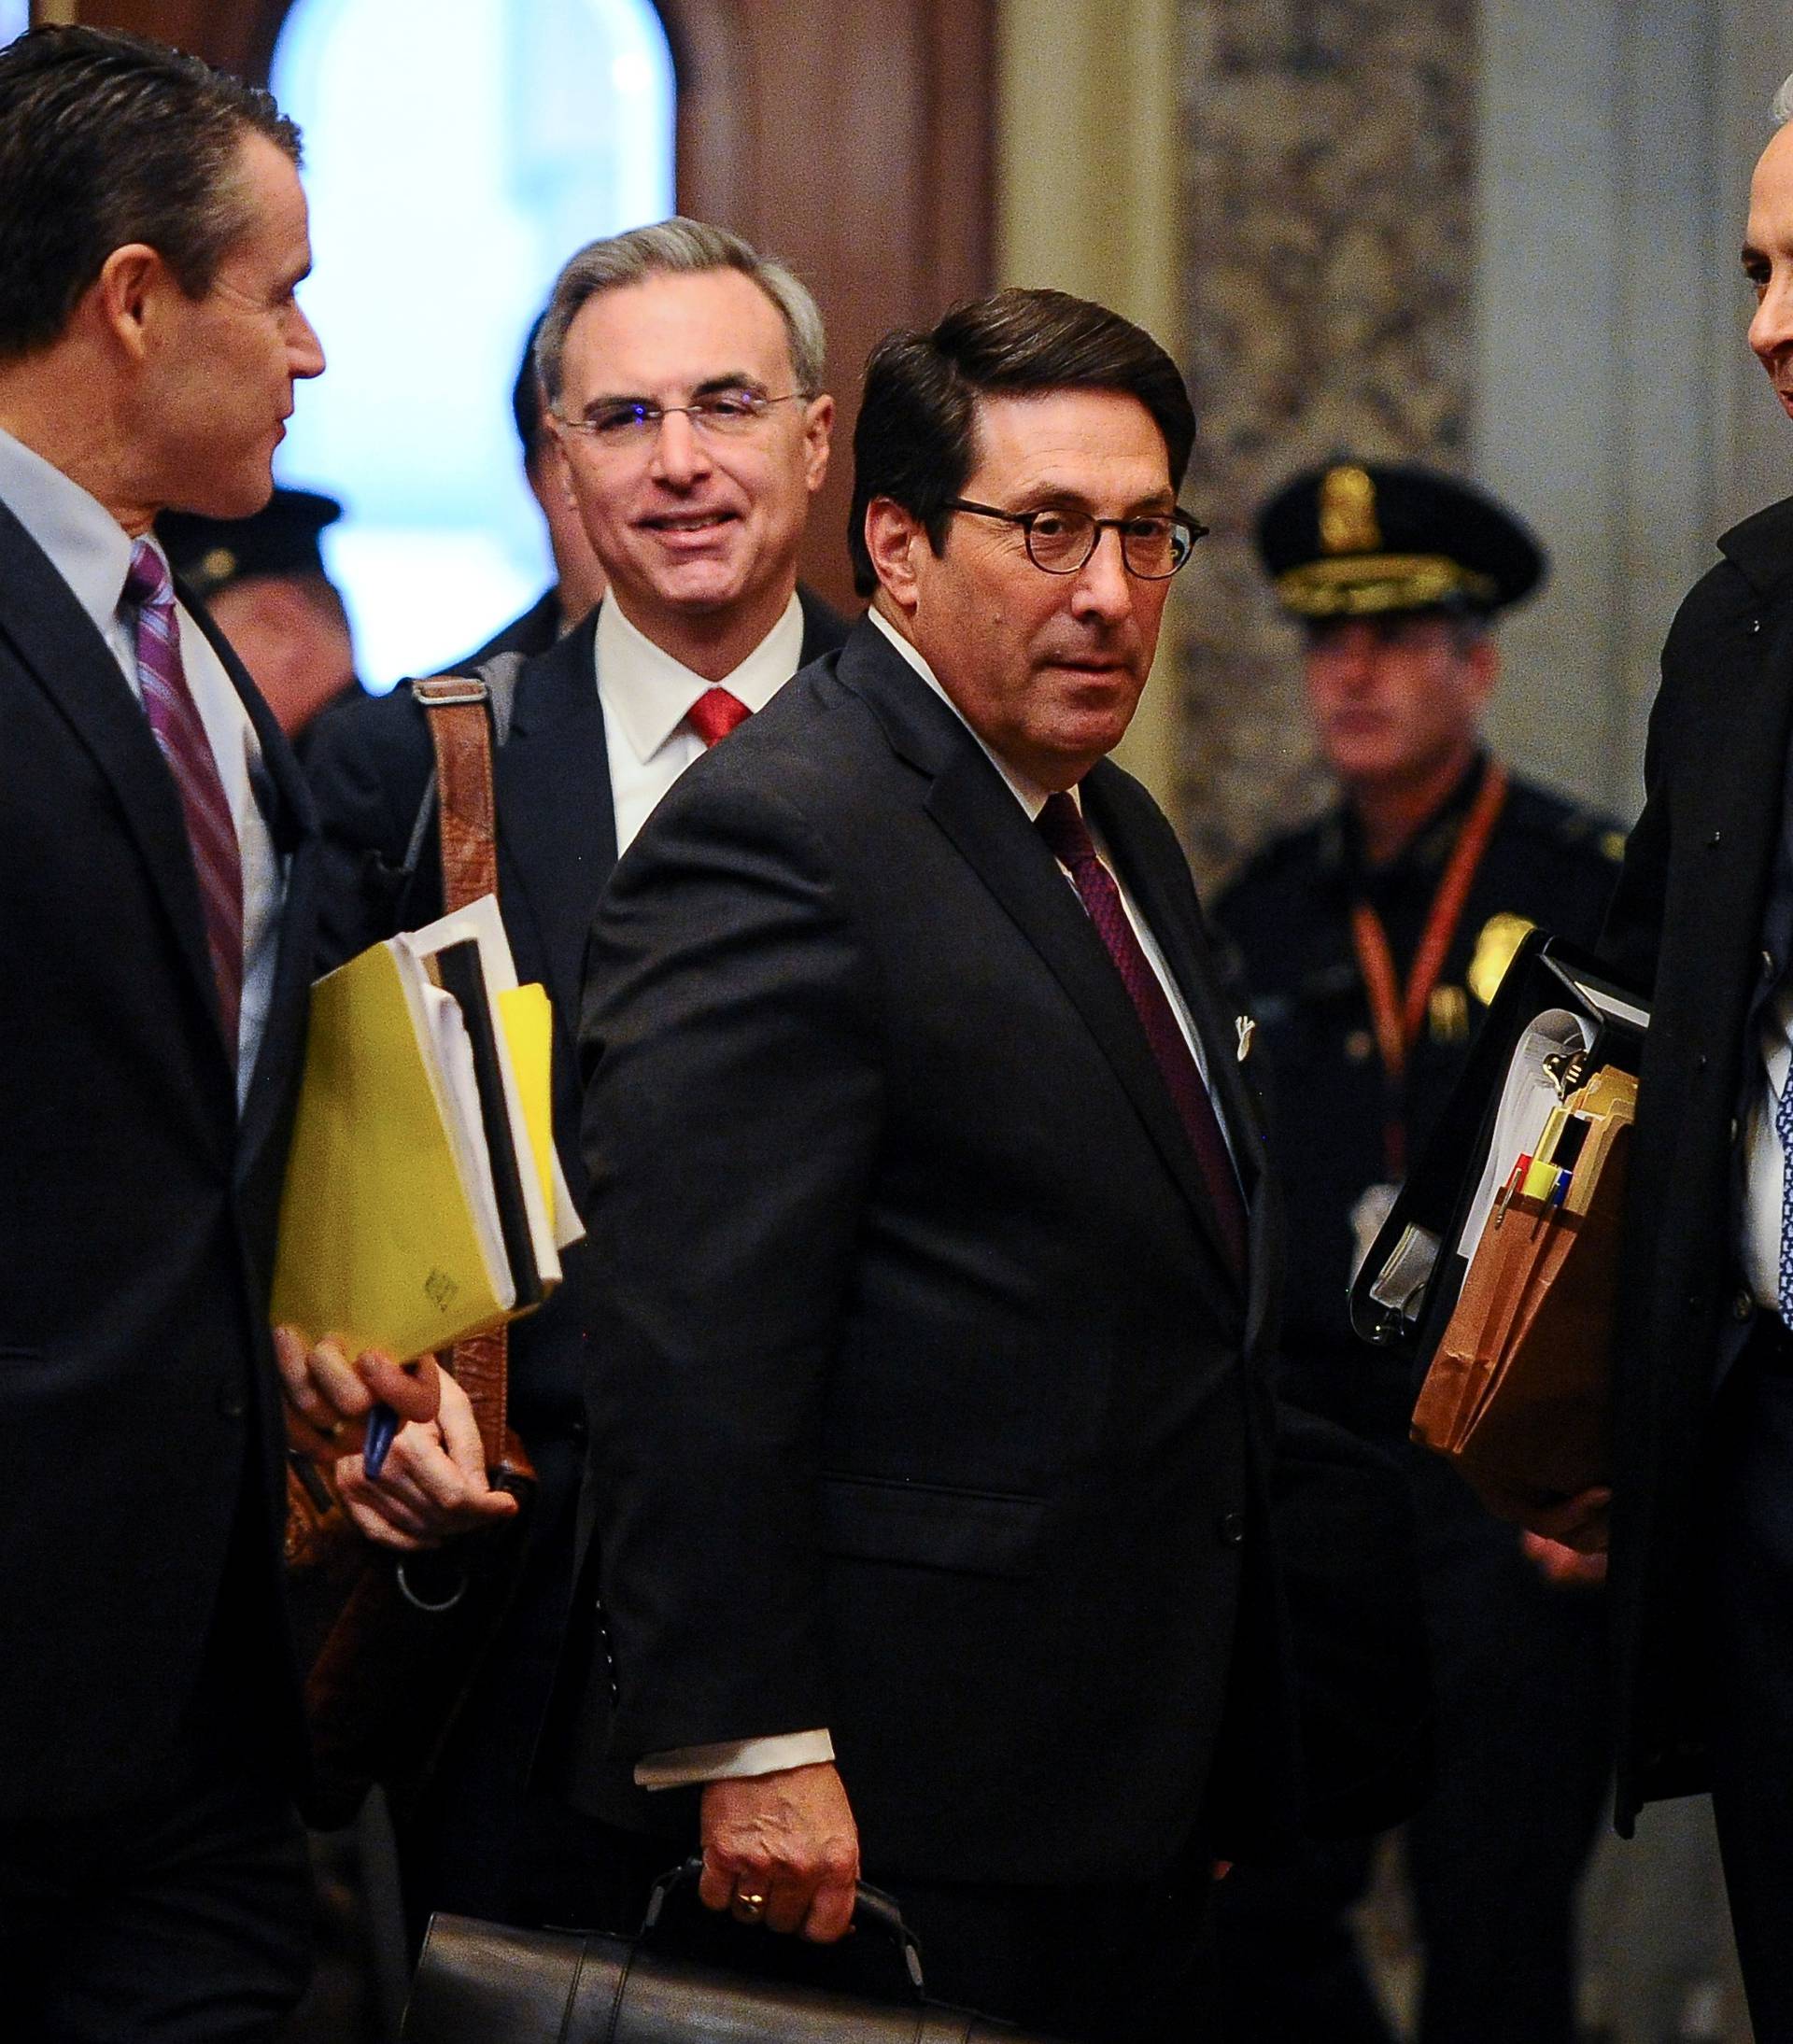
<box><xmin>1466</xmin><ymin>911</ymin><xmax>1535</xmax><ymax>1007</ymax></box>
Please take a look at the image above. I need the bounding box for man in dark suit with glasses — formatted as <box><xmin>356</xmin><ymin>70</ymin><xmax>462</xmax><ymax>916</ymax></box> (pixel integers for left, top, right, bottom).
<box><xmin>555</xmin><ymin>287</ymin><xmax>1296</xmax><ymax>2040</ymax></box>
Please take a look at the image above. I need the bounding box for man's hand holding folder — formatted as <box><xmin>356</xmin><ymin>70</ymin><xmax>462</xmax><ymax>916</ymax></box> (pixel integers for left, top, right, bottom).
<box><xmin>273</xmin><ymin>1329</ymin><xmax>519</xmax><ymax>1551</ymax></box>
<box><xmin>270</xmin><ymin>894</ymin><xmax>581</xmax><ymax>1553</ymax></box>
<box><xmin>274</xmin><ymin>1326</ymin><xmax>441</xmax><ymax>1466</ymax></box>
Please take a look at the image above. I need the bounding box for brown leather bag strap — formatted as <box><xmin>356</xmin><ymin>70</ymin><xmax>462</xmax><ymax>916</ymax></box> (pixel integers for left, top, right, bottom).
<box><xmin>412</xmin><ymin>674</ymin><xmax>509</xmax><ymax>1473</ymax></box>
<box><xmin>413</xmin><ymin>678</ymin><xmax>500</xmax><ymax>909</ymax></box>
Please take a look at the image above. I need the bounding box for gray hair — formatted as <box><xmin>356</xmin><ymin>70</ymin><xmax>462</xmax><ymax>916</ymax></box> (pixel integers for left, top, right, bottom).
<box><xmin>1775</xmin><ymin>72</ymin><xmax>1793</xmax><ymax>126</ymax></box>
<box><xmin>535</xmin><ymin>217</ymin><xmax>826</xmax><ymax>409</ymax></box>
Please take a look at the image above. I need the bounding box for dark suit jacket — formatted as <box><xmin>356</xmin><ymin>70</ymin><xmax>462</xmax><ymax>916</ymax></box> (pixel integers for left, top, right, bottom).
<box><xmin>459</xmin><ymin>585</ymin><xmax>565</xmax><ymax>670</ymax></box>
<box><xmin>304</xmin><ymin>589</ymin><xmax>851</xmax><ymax>1446</ymax></box>
<box><xmin>304</xmin><ymin>589</ymin><xmax>852</xmax><ymax>1840</ymax></box>
<box><xmin>560</xmin><ymin>620</ymin><xmax>1298</xmax><ymax>1884</ymax></box>
<box><xmin>0</xmin><ymin>498</ymin><xmax>317</xmax><ymax>1822</ymax></box>
<box><xmin>1599</xmin><ymin>493</ymin><xmax>1793</xmax><ymax>1829</ymax></box>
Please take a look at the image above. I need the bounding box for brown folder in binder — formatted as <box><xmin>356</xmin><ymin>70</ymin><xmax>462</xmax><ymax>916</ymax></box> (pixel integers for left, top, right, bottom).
<box><xmin>1411</xmin><ymin>1065</ymin><xmax>1634</xmax><ymax>1521</ymax></box>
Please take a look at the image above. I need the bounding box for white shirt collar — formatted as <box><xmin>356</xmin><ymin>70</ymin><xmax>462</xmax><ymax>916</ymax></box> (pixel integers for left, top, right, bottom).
<box><xmin>867</xmin><ymin>605</ymin><xmax>1059</xmax><ymax>818</ymax></box>
<box><xmin>0</xmin><ymin>424</ymin><xmax>142</xmax><ymax>636</ymax></box>
<box><xmin>598</xmin><ymin>589</ymin><xmax>806</xmax><ymax>767</ymax></box>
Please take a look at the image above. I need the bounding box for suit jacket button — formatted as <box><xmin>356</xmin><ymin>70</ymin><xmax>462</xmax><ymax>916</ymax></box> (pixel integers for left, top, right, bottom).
<box><xmin>217</xmin><ymin>1383</ymin><xmax>247</xmax><ymax>1419</ymax></box>
<box><xmin>1217</xmin><ymin>1510</ymin><xmax>1247</xmax><ymax>1547</ymax></box>
<box><xmin>1735</xmin><ymin>1290</ymin><xmax>1757</xmax><ymax>1323</ymax></box>
<box><xmin>568</xmin><ymin>1415</ymin><xmax>589</xmax><ymax>1447</ymax></box>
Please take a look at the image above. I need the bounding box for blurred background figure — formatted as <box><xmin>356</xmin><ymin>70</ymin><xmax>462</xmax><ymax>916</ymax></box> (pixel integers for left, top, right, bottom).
<box><xmin>459</xmin><ymin>313</ymin><xmax>606</xmax><ymax>665</ymax></box>
<box><xmin>1213</xmin><ymin>459</ymin><xmax>1620</xmax><ymax>2044</ymax></box>
<box><xmin>161</xmin><ymin>486</ymin><xmax>362</xmax><ymax>746</ymax></box>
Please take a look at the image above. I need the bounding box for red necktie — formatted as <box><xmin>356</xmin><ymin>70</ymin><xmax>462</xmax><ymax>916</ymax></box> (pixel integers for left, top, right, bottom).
<box><xmin>686</xmin><ymin>685</ymin><xmax>751</xmax><ymax>747</ymax></box>
<box><xmin>123</xmin><ymin>540</ymin><xmax>244</xmax><ymax>1056</ymax></box>
<box><xmin>1037</xmin><ymin>791</ymin><xmax>1247</xmax><ymax>1276</ymax></box>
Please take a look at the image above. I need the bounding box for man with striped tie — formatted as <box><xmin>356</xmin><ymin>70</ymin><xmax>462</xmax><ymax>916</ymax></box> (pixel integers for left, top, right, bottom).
<box><xmin>0</xmin><ymin>24</ymin><xmax>435</xmax><ymax>2043</ymax></box>
<box><xmin>304</xmin><ymin>218</ymin><xmax>848</xmax><ymax>1940</ymax></box>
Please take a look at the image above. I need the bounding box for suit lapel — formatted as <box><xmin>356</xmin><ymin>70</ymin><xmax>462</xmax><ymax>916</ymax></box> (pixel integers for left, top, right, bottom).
<box><xmin>0</xmin><ymin>504</ymin><xmax>234</xmax><ymax>1080</ymax></box>
<box><xmin>493</xmin><ymin>614</ymin><xmax>617</xmax><ymax>1037</ymax></box>
<box><xmin>839</xmin><ymin>627</ymin><xmax>1245</xmax><ymax>1310</ymax></box>
<box><xmin>1084</xmin><ymin>763</ymin><xmax>1278</xmax><ymax>1337</ymax></box>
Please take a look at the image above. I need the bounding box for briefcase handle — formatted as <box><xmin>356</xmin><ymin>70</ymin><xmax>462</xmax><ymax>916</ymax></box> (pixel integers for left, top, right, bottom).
<box><xmin>645</xmin><ymin>1856</ymin><xmax>927</xmax><ymax>2000</ymax></box>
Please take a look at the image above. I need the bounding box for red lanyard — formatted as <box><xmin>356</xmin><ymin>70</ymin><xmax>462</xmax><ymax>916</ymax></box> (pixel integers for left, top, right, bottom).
<box><xmin>1348</xmin><ymin>763</ymin><xmax>1508</xmax><ymax>1175</ymax></box>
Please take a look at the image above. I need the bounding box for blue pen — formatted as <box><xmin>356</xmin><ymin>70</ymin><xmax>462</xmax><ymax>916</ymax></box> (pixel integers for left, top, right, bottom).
<box><xmin>363</xmin><ymin>1401</ymin><xmax>400</xmax><ymax>1480</ymax></box>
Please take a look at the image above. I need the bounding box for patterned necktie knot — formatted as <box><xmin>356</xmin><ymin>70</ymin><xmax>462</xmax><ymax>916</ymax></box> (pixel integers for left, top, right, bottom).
<box><xmin>123</xmin><ymin>538</ymin><xmax>174</xmax><ymax>614</ymax></box>
<box><xmin>687</xmin><ymin>685</ymin><xmax>751</xmax><ymax>748</ymax></box>
<box><xmin>1036</xmin><ymin>789</ymin><xmax>1099</xmax><ymax>875</ymax></box>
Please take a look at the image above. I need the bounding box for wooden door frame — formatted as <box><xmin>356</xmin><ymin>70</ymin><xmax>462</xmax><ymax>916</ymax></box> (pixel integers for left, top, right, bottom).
<box><xmin>68</xmin><ymin>0</ymin><xmax>995</xmax><ymax>610</ymax></box>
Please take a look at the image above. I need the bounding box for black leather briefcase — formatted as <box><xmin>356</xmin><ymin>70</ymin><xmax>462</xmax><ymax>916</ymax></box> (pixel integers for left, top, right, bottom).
<box><xmin>402</xmin><ymin>1860</ymin><xmax>1067</xmax><ymax>2043</ymax></box>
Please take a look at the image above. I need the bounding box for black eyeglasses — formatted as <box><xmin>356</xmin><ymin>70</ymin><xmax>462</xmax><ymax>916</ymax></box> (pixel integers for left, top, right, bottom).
<box><xmin>554</xmin><ymin>388</ymin><xmax>810</xmax><ymax>451</ymax></box>
<box><xmin>943</xmin><ymin>500</ymin><xmax>1208</xmax><ymax>579</ymax></box>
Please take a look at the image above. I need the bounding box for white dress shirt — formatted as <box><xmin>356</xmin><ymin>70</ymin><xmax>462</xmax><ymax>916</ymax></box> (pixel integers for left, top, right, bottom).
<box><xmin>635</xmin><ymin>607</ymin><xmax>1241</xmax><ymax>1792</ymax></box>
<box><xmin>0</xmin><ymin>428</ymin><xmax>282</xmax><ymax>1107</ymax></box>
<box><xmin>598</xmin><ymin>589</ymin><xmax>806</xmax><ymax>856</ymax></box>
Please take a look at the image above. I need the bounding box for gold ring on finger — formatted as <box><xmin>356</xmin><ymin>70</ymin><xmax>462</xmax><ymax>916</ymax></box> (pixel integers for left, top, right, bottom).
<box><xmin>736</xmin><ymin>1891</ymin><xmax>767</xmax><ymax>1919</ymax></box>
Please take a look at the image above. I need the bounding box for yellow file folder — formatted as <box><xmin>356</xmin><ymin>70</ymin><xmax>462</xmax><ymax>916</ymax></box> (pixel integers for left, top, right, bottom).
<box><xmin>270</xmin><ymin>896</ymin><xmax>582</xmax><ymax>1362</ymax></box>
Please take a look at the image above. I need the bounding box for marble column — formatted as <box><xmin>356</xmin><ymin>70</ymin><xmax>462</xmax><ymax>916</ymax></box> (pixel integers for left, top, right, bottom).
<box><xmin>1173</xmin><ymin>0</ymin><xmax>1478</xmax><ymax>883</ymax></box>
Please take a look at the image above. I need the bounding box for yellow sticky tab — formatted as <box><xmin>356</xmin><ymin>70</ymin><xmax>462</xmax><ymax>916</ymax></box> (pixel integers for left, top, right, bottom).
<box><xmin>1521</xmin><ymin>1154</ymin><xmax>1560</xmax><ymax>1201</ymax></box>
<box><xmin>496</xmin><ymin>982</ymin><xmax>555</xmax><ymax>1215</ymax></box>
<box><xmin>1533</xmin><ymin>1104</ymin><xmax>1570</xmax><ymax>1168</ymax></box>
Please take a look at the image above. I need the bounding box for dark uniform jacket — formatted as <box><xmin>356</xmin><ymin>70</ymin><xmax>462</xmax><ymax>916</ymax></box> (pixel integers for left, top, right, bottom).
<box><xmin>1598</xmin><ymin>494</ymin><xmax>1793</xmax><ymax>1827</ymax></box>
<box><xmin>1216</xmin><ymin>755</ymin><xmax>1623</xmax><ymax>1442</ymax></box>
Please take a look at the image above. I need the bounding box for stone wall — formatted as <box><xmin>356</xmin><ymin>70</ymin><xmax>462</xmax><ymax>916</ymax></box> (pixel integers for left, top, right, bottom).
<box><xmin>1172</xmin><ymin>0</ymin><xmax>1478</xmax><ymax>885</ymax></box>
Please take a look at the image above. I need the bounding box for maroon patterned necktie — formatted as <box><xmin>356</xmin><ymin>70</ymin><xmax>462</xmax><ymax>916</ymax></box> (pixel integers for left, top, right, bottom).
<box><xmin>123</xmin><ymin>540</ymin><xmax>244</xmax><ymax>1056</ymax></box>
<box><xmin>686</xmin><ymin>685</ymin><xmax>751</xmax><ymax>747</ymax></box>
<box><xmin>1037</xmin><ymin>790</ymin><xmax>1247</xmax><ymax>1276</ymax></box>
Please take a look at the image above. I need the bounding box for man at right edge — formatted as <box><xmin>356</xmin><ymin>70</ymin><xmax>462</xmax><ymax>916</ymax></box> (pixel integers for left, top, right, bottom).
<box><xmin>1539</xmin><ymin>69</ymin><xmax>1793</xmax><ymax>2043</ymax></box>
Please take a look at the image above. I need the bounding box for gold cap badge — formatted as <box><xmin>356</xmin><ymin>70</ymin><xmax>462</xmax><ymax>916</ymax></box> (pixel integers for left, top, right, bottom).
<box><xmin>197</xmin><ymin>546</ymin><xmax>237</xmax><ymax>594</ymax></box>
<box><xmin>1320</xmin><ymin>465</ymin><xmax>1382</xmax><ymax>556</ymax></box>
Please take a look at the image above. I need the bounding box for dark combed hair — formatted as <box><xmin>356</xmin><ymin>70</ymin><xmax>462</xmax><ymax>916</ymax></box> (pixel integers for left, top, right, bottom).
<box><xmin>512</xmin><ymin>312</ymin><xmax>549</xmax><ymax>468</ymax></box>
<box><xmin>0</xmin><ymin>25</ymin><xmax>301</xmax><ymax>361</ymax></box>
<box><xmin>847</xmin><ymin>287</ymin><xmax>1197</xmax><ymax>598</ymax></box>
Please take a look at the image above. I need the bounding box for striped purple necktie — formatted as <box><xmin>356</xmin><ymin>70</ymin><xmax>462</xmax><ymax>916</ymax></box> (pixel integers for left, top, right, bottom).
<box><xmin>123</xmin><ymin>540</ymin><xmax>243</xmax><ymax>1057</ymax></box>
<box><xmin>1037</xmin><ymin>790</ymin><xmax>1247</xmax><ymax>1276</ymax></box>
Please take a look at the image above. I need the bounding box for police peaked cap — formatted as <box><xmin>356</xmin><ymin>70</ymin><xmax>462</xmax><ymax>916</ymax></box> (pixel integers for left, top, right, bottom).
<box><xmin>158</xmin><ymin>487</ymin><xmax>344</xmax><ymax>602</ymax></box>
<box><xmin>1254</xmin><ymin>459</ymin><xmax>1546</xmax><ymax>621</ymax></box>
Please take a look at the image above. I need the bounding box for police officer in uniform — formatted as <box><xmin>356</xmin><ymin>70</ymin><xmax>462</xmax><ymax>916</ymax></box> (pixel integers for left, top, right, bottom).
<box><xmin>1214</xmin><ymin>461</ymin><xmax>1622</xmax><ymax>2043</ymax></box>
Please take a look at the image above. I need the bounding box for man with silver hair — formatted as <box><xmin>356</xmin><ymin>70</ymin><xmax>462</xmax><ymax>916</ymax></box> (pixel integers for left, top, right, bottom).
<box><xmin>304</xmin><ymin>216</ymin><xmax>848</xmax><ymax>1939</ymax></box>
<box><xmin>1527</xmin><ymin>68</ymin><xmax>1793</xmax><ymax>2038</ymax></box>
